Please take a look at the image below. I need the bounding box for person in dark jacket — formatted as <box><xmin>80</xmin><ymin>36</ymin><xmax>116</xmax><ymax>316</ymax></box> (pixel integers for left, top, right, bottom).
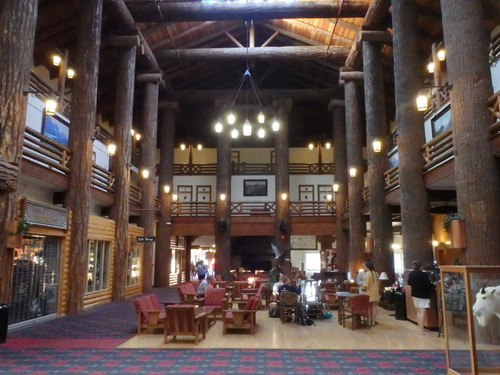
<box><xmin>408</xmin><ymin>260</ymin><xmax>435</xmax><ymax>335</ymax></box>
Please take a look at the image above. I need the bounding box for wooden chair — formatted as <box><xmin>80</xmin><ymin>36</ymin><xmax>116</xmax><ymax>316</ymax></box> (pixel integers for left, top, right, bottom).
<box><xmin>204</xmin><ymin>287</ymin><xmax>229</xmax><ymax>320</ymax></box>
<box><xmin>342</xmin><ymin>294</ymin><xmax>370</xmax><ymax>330</ymax></box>
<box><xmin>222</xmin><ymin>294</ymin><xmax>261</xmax><ymax>335</ymax></box>
<box><xmin>164</xmin><ymin>305</ymin><xmax>206</xmax><ymax>344</ymax></box>
<box><xmin>232</xmin><ymin>280</ymin><xmax>249</xmax><ymax>300</ymax></box>
<box><xmin>134</xmin><ymin>294</ymin><xmax>166</xmax><ymax>334</ymax></box>
<box><xmin>177</xmin><ymin>282</ymin><xmax>204</xmax><ymax>304</ymax></box>
<box><xmin>278</xmin><ymin>291</ymin><xmax>299</xmax><ymax>323</ymax></box>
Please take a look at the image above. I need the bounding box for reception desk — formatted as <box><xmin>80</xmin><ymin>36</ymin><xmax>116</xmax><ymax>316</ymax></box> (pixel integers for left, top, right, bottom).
<box><xmin>404</xmin><ymin>285</ymin><xmax>439</xmax><ymax>328</ymax></box>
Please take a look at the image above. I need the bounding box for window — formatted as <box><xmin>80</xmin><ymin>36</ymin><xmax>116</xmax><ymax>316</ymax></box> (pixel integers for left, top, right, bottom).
<box><xmin>87</xmin><ymin>240</ymin><xmax>110</xmax><ymax>293</ymax></box>
<box><xmin>126</xmin><ymin>237</ymin><xmax>141</xmax><ymax>286</ymax></box>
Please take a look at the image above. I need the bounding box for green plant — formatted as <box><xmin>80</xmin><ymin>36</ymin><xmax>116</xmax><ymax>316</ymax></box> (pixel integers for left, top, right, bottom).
<box><xmin>16</xmin><ymin>215</ymin><xmax>31</xmax><ymax>235</ymax></box>
<box><xmin>443</xmin><ymin>212</ymin><xmax>463</xmax><ymax>233</ymax></box>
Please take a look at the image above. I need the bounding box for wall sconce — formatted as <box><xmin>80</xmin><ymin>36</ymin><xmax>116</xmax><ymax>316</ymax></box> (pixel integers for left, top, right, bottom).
<box><xmin>333</xmin><ymin>183</ymin><xmax>339</xmax><ymax>193</ymax></box>
<box><xmin>219</xmin><ymin>193</ymin><xmax>226</xmax><ymax>201</ymax></box>
<box><xmin>437</xmin><ymin>48</ymin><xmax>446</xmax><ymax>61</ymax></box>
<box><xmin>130</xmin><ymin>129</ymin><xmax>136</xmax><ymax>136</ymax></box>
<box><xmin>349</xmin><ymin>167</ymin><xmax>357</xmax><ymax>177</ymax></box>
<box><xmin>141</xmin><ymin>169</ymin><xmax>149</xmax><ymax>179</ymax></box>
<box><xmin>44</xmin><ymin>99</ymin><xmax>58</xmax><ymax>116</ymax></box>
<box><xmin>197</xmin><ymin>144</ymin><xmax>203</xmax><ymax>151</ymax></box>
<box><xmin>66</xmin><ymin>68</ymin><xmax>75</xmax><ymax>79</ymax></box>
<box><xmin>172</xmin><ymin>192</ymin><xmax>178</xmax><ymax>201</ymax></box>
<box><xmin>415</xmin><ymin>83</ymin><xmax>453</xmax><ymax>112</ymax></box>
<box><xmin>427</xmin><ymin>62</ymin><xmax>435</xmax><ymax>74</ymax></box>
<box><xmin>324</xmin><ymin>142</ymin><xmax>331</xmax><ymax>149</ymax></box>
<box><xmin>52</xmin><ymin>55</ymin><xmax>62</xmax><ymax>66</ymax></box>
<box><xmin>281</xmin><ymin>192</ymin><xmax>288</xmax><ymax>201</ymax></box>
<box><xmin>326</xmin><ymin>194</ymin><xmax>332</xmax><ymax>201</ymax></box>
<box><xmin>308</xmin><ymin>143</ymin><xmax>314</xmax><ymax>150</ymax></box>
<box><xmin>135</xmin><ymin>133</ymin><xmax>141</xmax><ymax>141</ymax></box>
<box><xmin>372</xmin><ymin>139</ymin><xmax>382</xmax><ymax>153</ymax></box>
<box><xmin>180</xmin><ymin>143</ymin><xmax>186</xmax><ymax>150</ymax></box>
<box><xmin>163</xmin><ymin>185</ymin><xmax>171</xmax><ymax>194</ymax></box>
<box><xmin>107</xmin><ymin>143</ymin><xmax>116</xmax><ymax>156</ymax></box>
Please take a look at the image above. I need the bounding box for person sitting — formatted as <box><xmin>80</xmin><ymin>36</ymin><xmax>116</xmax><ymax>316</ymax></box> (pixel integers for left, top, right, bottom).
<box><xmin>278</xmin><ymin>276</ymin><xmax>301</xmax><ymax>295</ymax></box>
<box><xmin>272</xmin><ymin>274</ymin><xmax>285</xmax><ymax>297</ymax></box>
<box><xmin>197</xmin><ymin>275</ymin><xmax>214</xmax><ymax>297</ymax></box>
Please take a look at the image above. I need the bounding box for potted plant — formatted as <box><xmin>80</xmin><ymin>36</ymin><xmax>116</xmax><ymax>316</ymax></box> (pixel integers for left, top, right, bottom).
<box><xmin>7</xmin><ymin>216</ymin><xmax>31</xmax><ymax>248</ymax></box>
<box><xmin>443</xmin><ymin>212</ymin><xmax>463</xmax><ymax>233</ymax></box>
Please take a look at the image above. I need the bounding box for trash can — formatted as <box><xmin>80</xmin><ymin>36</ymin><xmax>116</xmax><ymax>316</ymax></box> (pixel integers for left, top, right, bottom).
<box><xmin>0</xmin><ymin>304</ymin><xmax>8</xmax><ymax>343</ymax></box>
<box><xmin>394</xmin><ymin>291</ymin><xmax>407</xmax><ymax>320</ymax></box>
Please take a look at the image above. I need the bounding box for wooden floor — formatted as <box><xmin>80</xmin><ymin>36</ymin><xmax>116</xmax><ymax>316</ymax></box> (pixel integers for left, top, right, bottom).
<box><xmin>119</xmin><ymin>307</ymin><xmax>446</xmax><ymax>350</ymax></box>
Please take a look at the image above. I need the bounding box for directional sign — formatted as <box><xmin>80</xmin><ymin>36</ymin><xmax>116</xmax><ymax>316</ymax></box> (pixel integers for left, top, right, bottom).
<box><xmin>137</xmin><ymin>236</ymin><xmax>155</xmax><ymax>243</ymax></box>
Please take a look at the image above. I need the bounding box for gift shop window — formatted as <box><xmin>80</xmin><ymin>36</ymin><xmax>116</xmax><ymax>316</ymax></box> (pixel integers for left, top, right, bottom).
<box><xmin>127</xmin><ymin>238</ymin><xmax>141</xmax><ymax>286</ymax></box>
<box><xmin>86</xmin><ymin>240</ymin><xmax>110</xmax><ymax>293</ymax></box>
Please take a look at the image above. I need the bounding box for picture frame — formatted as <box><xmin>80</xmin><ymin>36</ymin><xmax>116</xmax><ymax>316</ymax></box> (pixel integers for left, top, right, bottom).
<box><xmin>243</xmin><ymin>179</ymin><xmax>268</xmax><ymax>197</ymax></box>
<box><xmin>431</xmin><ymin>105</ymin><xmax>452</xmax><ymax>138</ymax></box>
<box><xmin>42</xmin><ymin>113</ymin><xmax>69</xmax><ymax>147</ymax></box>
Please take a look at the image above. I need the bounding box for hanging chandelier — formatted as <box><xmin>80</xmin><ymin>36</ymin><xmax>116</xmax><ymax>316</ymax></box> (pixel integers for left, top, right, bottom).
<box><xmin>213</xmin><ymin>22</ymin><xmax>280</xmax><ymax>140</ymax></box>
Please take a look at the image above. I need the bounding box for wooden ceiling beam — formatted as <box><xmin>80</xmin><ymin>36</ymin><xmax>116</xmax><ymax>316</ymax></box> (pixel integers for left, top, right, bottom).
<box><xmin>156</xmin><ymin>46</ymin><xmax>350</xmax><ymax>64</ymax></box>
<box><xmin>260</xmin><ymin>22</ymin><xmax>323</xmax><ymax>47</ymax></box>
<box><xmin>127</xmin><ymin>1</ymin><xmax>370</xmax><ymax>23</ymax></box>
<box><xmin>166</xmin><ymin>89</ymin><xmax>338</xmax><ymax>102</ymax></box>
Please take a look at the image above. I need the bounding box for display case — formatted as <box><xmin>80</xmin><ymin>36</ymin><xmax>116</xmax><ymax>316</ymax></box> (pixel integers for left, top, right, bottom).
<box><xmin>440</xmin><ymin>266</ymin><xmax>500</xmax><ymax>375</ymax></box>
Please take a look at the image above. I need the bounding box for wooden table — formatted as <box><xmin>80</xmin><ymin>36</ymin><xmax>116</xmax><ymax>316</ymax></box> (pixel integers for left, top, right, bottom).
<box><xmin>334</xmin><ymin>292</ymin><xmax>359</xmax><ymax>326</ymax></box>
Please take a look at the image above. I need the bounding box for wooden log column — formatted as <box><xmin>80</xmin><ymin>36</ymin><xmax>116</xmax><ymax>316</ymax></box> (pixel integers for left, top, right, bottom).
<box><xmin>441</xmin><ymin>0</ymin><xmax>500</xmax><ymax>265</ymax></box>
<box><xmin>109</xmin><ymin>41</ymin><xmax>137</xmax><ymax>301</ymax></box>
<box><xmin>391</xmin><ymin>0</ymin><xmax>433</xmax><ymax>269</ymax></box>
<box><xmin>273</xmin><ymin>99</ymin><xmax>292</xmax><ymax>265</ymax></box>
<box><xmin>343</xmin><ymin>78</ymin><xmax>366</xmax><ymax>278</ymax></box>
<box><xmin>215</xmin><ymin>126</ymin><xmax>232</xmax><ymax>278</ymax></box>
<box><xmin>0</xmin><ymin>0</ymin><xmax>39</xmax><ymax>305</ymax></box>
<box><xmin>138</xmin><ymin>75</ymin><xmax>161</xmax><ymax>292</ymax></box>
<box><xmin>329</xmin><ymin>100</ymin><xmax>350</xmax><ymax>273</ymax></box>
<box><xmin>156</xmin><ymin>102</ymin><xmax>178</xmax><ymax>287</ymax></box>
<box><xmin>64</xmin><ymin>0</ymin><xmax>104</xmax><ymax>315</ymax></box>
<box><xmin>361</xmin><ymin>34</ymin><xmax>394</xmax><ymax>282</ymax></box>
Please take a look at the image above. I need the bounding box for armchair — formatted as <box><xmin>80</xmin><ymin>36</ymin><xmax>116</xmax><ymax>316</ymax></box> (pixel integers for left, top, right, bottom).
<box><xmin>342</xmin><ymin>294</ymin><xmax>370</xmax><ymax>330</ymax></box>
<box><xmin>204</xmin><ymin>287</ymin><xmax>229</xmax><ymax>320</ymax></box>
<box><xmin>164</xmin><ymin>305</ymin><xmax>206</xmax><ymax>344</ymax></box>
<box><xmin>134</xmin><ymin>294</ymin><xmax>166</xmax><ymax>334</ymax></box>
<box><xmin>178</xmin><ymin>282</ymin><xmax>204</xmax><ymax>304</ymax></box>
<box><xmin>222</xmin><ymin>294</ymin><xmax>261</xmax><ymax>335</ymax></box>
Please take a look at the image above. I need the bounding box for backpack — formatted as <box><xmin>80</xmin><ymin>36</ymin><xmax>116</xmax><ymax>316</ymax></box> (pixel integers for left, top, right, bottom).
<box><xmin>268</xmin><ymin>302</ymin><xmax>279</xmax><ymax>318</ymax></box>
<box><xmin>321</xmin><ymin>303</ymin><xmax>333</xmax><ymax>319</ymax></box>
<box><xmin>296</xmin><ymin>303</ymin><xmax>315</xmax><ymax>326</ymax></box>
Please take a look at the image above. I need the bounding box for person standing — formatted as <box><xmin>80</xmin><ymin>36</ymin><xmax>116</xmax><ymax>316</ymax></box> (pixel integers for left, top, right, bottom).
<box><xmin>195</xmin><ymin>260</ymin><xmax>207</xmax><ymax>280</ymax></box>
<box><xmin>362</xmin><ymin>261</ymin><xmax>380</xmax><ymax>326</ymax></box>
<box><xmin>408</xmin><ymin>260</ymin><xmax>435</xmax><ymax>335</ymax></box>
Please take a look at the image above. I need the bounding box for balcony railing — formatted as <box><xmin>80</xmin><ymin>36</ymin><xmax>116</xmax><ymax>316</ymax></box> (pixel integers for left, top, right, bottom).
<box><xmin>173</xmin><ymin>162</ymin><xmax>334</xmax><ymax>176</ymax></box>
<box><xmin>170</xmin><ymin>201</ymin><xmax>335</xmax><ymax>217</ymax></box>
<box><xmin>424</xmin><ymin>84</ymin><xmax>452</xmax><ymax>117</ymax></box>
<box><xmin>421</xmin><ymin>129</ymin><xmax>454</xmax><ymax>172</ymax></box>
<box><xmin>91</xmin><ymin>164</ymin><xmax>114</xmax><ymax>194</ymax></box>
<box><xmin>384</xmin><ymin>166</ymin><xmax>399</xmax><ymax>192</ymax></box>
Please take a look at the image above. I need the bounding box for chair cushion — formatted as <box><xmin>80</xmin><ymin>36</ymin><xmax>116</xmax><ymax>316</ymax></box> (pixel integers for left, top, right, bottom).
<box><xmin>149</xmin><ymin>294</ymin><xmax>161</xmax><ymax>310</ymax></box>
<box><xmin>224</xmin><ymin>311</ymin><xmax>250</xmax><ymax>324</ymax></box>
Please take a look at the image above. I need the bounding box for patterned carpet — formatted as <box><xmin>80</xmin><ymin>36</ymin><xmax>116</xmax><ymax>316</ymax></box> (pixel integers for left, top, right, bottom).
<box><xmin>0</xmin><ymin>287</ymin><xmax>448</xmax><ymax>374</ymax></box>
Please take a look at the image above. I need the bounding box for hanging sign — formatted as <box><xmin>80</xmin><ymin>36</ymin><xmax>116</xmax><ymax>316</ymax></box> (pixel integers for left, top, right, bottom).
<box><xmin>137</xmin><ymin>236</ymin><xmax>155</xmax><ymax>242</ymax></box>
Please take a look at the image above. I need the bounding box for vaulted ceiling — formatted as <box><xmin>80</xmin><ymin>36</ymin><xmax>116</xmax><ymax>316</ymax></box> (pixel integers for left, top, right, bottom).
<box><xmin>33</xmin><ymin>0</ymin><xmax>500</xmax><ymax>147</ymax></box>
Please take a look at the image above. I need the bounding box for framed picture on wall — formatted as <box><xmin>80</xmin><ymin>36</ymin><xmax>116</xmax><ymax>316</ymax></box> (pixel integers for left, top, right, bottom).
<box><xmin>243</xmin><ymin>179</ymin><xmax>268</xmax><ymax>196</ymax></box>
<box><xmin>431</xmin><ymin>105</ymin><xmax>452</xmax><ymax>138</ymax></box>
<box><xmin>42</xmin><ymin>114</ymin><xmax>69</xmax><ymax>147</ymax></box>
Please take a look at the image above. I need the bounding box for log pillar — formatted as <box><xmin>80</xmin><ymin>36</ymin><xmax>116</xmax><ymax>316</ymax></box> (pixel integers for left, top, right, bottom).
<box><xmin>343</xmin><ymin>78</ymin><xmax>366</xmax><ymax>278</ymax></box>
<box><xmin>273</xmin><ymin>99</ymin><xmax>292</xmax><ymax>265</ymax></box>
<box><xmin>110</xmin><ymin>41</ymin><xmax>137</xmax><ymax>301</ymax></box>
<box><xmin>156</xmin><ymin>102</ymin><xmax>179</xmax><ymax>287</ymax></box>
<box><xmin>64</xmin><ymin>0</ymin><xmax>104</xmax><ymax>315</ymax></box>
<box><xmin>215</xmin><ymin>124</ymin><xmax>232</xmax><ymax>278</ymax></box>
<box><xmin>441</xmin><ymin>0</ymin><xmax>500</xmax><ymax>265</ymax></box>
<box><xmin>0</xmin><ymin>0</ymin><xmax>39</xmax><ymax>305</ymax></box>
<box><xmin>328</xmin><ymin>100</ymin><xmax>349</xmax><ymax>273</ymax></box>
<box><xmin>361</xmin><ymin>36</ymin><xmax>394</xmax><ymax>282</ymax></box>
<box><xmin>138</xmin><ymin>75</ymin><xmax>161</xmax><ymax>292</ymax></box>
<box><xmin>391</xmin><ymin>0</ymin><xmax>433</xmax><ymax>269</ymax></box>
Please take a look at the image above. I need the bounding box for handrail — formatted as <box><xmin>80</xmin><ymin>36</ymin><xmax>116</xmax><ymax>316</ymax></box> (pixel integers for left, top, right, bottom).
<box><xmin>490</xmin><ymin>29</ymin><xmax>500</xmax><ymax>64</ymax></box>
<box><xmin>424</xmin><ymin>84</ymin><xmax>452</xmax><ymax>117</ymax></box>
<box><xmin>130</xmin><ymin>184</ymin><xmax>142</xmax><ymax>206</ymax></box>
<box><xmin>22</xmin><ymin>127</ymin><xmax>71</xmax><ymax>175</ymax></box>
<box><xmin>421</xmin><ymin>129</ymin><xmax>454</xmax><ymax>171</ymax></box>
<box><xmin>289</xmin><ymin>201</ymin><xmax>335</xmax><ymax>216</ymax></box>
<box><xmin>173</xmin><ymin>162</ymin><xmax>335</xmax><ymax>176</ymax></box>
<box><xmin>230</xmin><ymin>202</ymin><xmax>276</xmax><ymax>216</ymax></box>
<box><xmin>91</xmin><ymin>163</ymin><xmax>115</xmax><ymax>194</ymax></box>
<box><xmin>384</xmin><ymin>165</ymin><xmax>399</xmax><ymax>192</ymax></box>
<box><xmin>172</xmin><ymin>202</ymin><xmax>216</xmax><ymax>216</ymax></box>
<box><xmin>29</xmin><ymin>71</ymin><xmax>71</xmax><ymax>117</ymax></box>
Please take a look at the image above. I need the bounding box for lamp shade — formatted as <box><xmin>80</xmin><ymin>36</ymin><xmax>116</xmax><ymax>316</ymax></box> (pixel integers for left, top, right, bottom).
<box><xmin>379</xmin><ymin>272</ymin><xmax>389</xmax><ymax>281</ymax></box>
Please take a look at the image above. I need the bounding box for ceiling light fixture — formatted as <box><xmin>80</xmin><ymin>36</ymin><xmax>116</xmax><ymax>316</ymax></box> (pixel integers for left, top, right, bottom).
<box><xmin>213</xmin><ymin>21</ymin><xmax>279</xmax><ymax>140</ymax></box>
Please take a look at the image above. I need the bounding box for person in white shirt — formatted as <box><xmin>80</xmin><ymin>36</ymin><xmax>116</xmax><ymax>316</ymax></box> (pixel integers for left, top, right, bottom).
<box><xmin>197</xmin><ymin>275</ymin><xmax>214</xmax><ymax>297</ymax></box>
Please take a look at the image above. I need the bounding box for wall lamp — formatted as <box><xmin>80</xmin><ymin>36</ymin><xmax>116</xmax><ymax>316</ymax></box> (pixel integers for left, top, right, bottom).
<box><xmin>219</xmin><ymin>193</ymin><xmax>226</xmax><ymax>201</ymax></box>
<box><xmin>349</xmin><ymin>167</ymin><xmax>357</xmax><ymax>177</ymax></box>
<box><xmin>416</xmin><ymin>83</ymin><xmax>453</xmax><ymax>112</ymax></box>
<box><xmin>107</xmin><ymin>143</ymin><xmax>117</xmax><ymax>156</ymax></box>
<box><xmin>23</xmin><ymin>87</ymin><xmax>58</xmax><ymax>116</ymax></box>
<box><xmin>163</xmin><ymin>185</ymin><xmax>171</xmax><ymax>194</ymax></box>
<box><xmin>332</xmin><ymin>183</ymin><xmax>340</xmax><ymax>193</ymax></box>
<box><xmin>172</xmin><ymin>193</ymin><xmax>178</xmax><ymax>201</ymax></box>
<box><xmin>281</xmin><ymin>192</ymin><xmax>288</xmax><ymax>201</ymax></box>
<box><xmin>141</xmin><ymin>169</ymin><xmax>149</xmax><ymax>179</ymax></box>
<box><xmin>372</xmin><ymin>139</ymin><xmax>382</xmax><ymax>153</ymax></box>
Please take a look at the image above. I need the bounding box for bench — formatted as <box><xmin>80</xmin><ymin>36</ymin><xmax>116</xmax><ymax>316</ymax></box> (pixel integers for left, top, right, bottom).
<box><xmin>134</xmin><ymin>294</ymin><xmax>166</xmax><ymax>334</ymax></box>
